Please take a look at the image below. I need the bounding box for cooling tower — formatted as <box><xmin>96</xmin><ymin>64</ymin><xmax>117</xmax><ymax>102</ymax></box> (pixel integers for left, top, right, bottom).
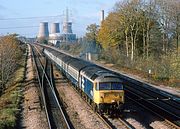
<box><xmin>38</xmin><ymin>22</ymin><xmax>49</xmax><ymax>38</ymax></box>
<box><xmin>63</xmin><ymin>22</ymin><xmax>72</xmax><ymax>34</ymax></box>
<box><xmin>51</xmin><ymin>23</ymin><xmax>60</xmax><ymax>34</ymax></box>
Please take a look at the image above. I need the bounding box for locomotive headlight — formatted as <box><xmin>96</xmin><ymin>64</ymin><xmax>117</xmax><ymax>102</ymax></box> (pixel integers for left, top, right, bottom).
<box><xmin>100</xmin><ymin>93</ymin><xmax>104</xmax><ymax>102</ymax></box>
<box><xmin>100</xmin><ymin>93</ymin><xmax>104</xmax><ymax>98</ymax></box>
<box><xmin>111</xmin><ymin>100</ymin><xmax>115</xmax><ymax>103</ymax></box>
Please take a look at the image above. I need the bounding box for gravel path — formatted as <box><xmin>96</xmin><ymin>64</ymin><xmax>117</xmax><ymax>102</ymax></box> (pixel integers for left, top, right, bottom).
<box><xmin>20</xmin><ymin>44</ymin><xmax>48</xmax><ymax>129</ymax></box>
<box><xmin>53</xmin><ymin>66</ymin><xmax>109</xmax><ymax>129</ymax></box>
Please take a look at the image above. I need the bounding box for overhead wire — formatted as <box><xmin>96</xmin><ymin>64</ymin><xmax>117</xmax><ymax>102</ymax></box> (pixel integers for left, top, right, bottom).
<box><xmin>0</xmin><ymin>26</ymin><xmax>39</xmax><ymax>29</ymax></box>
<box><xmin>0</xmin><ymin>14</ymin><xmax>64</xmax><ymax>30</ymax></box>
<box><xmin>0</xmin><ymin>14</ymin><xmax>63</xmax><ymax>20</ymax></box>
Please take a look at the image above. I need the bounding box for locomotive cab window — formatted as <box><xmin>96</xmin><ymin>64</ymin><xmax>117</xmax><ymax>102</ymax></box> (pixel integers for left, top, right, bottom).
<box><xmin>96</xmin><ymin>82</ymin><xmax>123</xmax><ymax>90</ymax></box>
<box><xmin>111</xmin><ymin>82</ymin><xmax>123</xmax><ymax>90</ymax></box>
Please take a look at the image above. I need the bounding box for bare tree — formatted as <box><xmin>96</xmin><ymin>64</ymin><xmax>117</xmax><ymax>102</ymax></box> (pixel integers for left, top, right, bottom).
<box><xmin>0</xmin><ymin>35</ymin><xmax>21</xmax><ymax>94</ymax></box>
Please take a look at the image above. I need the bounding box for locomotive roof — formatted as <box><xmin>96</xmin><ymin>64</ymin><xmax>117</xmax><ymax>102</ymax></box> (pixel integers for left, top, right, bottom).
<box><xmin>68</xmin><ymin>58</ymin><xmax>94</xmax><ymax>71</ymax></box>
<box><xmin>81</xmin><ymin>65</ymin><xmax>119</xmax><ymax>81</ymax></box>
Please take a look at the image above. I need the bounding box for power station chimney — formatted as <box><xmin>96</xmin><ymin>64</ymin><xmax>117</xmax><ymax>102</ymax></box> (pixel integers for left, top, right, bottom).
<box><xmin>101</xmin><ymin>10</ymin><xmax>105</xmax><ymax>22</ymax></box>
<box><xmin>37</xmin><ymin>22</ymin><xmax>49</xmax><ymax>38</ymax></box>
<box><xmin>63</xmin><ymin>8</ymin><xmax>73</xmax><ymax>34</ymax></box>
<box><xmin>51</xmin><ymin>23</ymin><xmax>60</xmax><ymax>34</ymax></box>
<box><xmin>66</xmin><ymin>7</ymin><xmax>69</xmax><ymax>23</ymax></box>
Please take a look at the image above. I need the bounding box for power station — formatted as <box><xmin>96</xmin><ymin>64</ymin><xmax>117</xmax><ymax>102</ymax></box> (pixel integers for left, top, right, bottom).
<box><xmin>37</xmin><ymin>8</ymin><xmax>76</xmax><ymax>46</ymax></box>
<box><xmin>37</xmin><ymin>9</ymin><xmax>105</xmax><ymax>46</ymax></box>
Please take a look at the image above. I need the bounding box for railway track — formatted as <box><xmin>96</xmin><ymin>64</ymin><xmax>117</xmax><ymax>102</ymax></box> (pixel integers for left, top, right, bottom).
<box><xmin>126</xmin><ymin>95</ymin><xmax>180</xmax><ymax>129</ymax></box>
<box><xmin>97</xmin><ymin>113</ymin><xmax>134</xmax><ymax>129</ymax></box>
<box><xmin>122</xmin><ymin>80</ymin><xmax>180</xmax><ymax>128</ymax></box>
<box><xmin>31</xmin><ymin>44</ymin><xmax>72</xmax><ymax>129</ymax></box>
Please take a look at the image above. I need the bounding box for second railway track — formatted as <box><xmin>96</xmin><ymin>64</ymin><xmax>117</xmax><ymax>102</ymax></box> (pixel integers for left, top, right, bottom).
<box><xmin>31</xmin><ymin>44</ymin><xmax>72</xmax><ymax>129</ymax></box>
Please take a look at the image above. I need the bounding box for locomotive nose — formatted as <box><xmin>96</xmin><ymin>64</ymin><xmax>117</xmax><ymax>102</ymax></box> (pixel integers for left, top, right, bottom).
<box><xmin>99</xmin><ymin>92</ymin><xmax>122</xmax><ymax>104</ymax></box>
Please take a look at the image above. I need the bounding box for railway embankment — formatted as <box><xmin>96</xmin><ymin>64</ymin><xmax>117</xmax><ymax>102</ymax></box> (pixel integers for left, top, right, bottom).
<box><xmin>0</xmin><ymin>45</ymin><xmax>27</xmax><ymax>128</ymax></box>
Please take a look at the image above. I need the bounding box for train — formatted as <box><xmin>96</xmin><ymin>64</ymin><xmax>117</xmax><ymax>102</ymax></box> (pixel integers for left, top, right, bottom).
<box><xmin>43</xmin><ymin>46</ymin><xmax>124</xmax><ymax>114</ymax></box>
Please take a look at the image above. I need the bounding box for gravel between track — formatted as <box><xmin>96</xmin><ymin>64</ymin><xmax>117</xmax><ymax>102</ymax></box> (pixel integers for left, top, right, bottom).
<box><xmin>53</xmin><ymin>66</ymin><xmax>109</xmax><ymax>129</ymax></box>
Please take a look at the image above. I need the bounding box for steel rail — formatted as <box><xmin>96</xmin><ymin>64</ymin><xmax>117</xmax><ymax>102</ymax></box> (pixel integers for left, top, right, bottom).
<box><xmin>125</xmin><ymin>82</ymin><xmax>180</xmax><ymax>111</ymax></box>
<box><xmin>126</xmin><ymin>95</ymin><xmax>180</xmax><ymax>129</ymax></box>
<box><xmin>118</xmin><ymin>118</ymin><xmax>135</xmax><ymax>129</ymax></box>
<box><xmin>30</xmin><ymin>44</ymin><xmax>52</xmax><ymax>129</ymax></box>
<box><xmin>33</xmin><ymin>44</ymin><xmax>71</xmax><ymax>129</ymax></box>
<box><xmin>125</xmin><ymin>85</ymin><xmax>180</xmax><ymax>119</ymax></box>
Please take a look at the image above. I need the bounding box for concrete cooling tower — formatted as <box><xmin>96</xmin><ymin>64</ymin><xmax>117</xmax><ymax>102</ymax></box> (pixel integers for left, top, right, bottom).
<box><xmin>51</xmin><ymin>23</ymin><xmax>60</xmax><ymax>34</ymax></box>
<box><xmin>62</xmin><ymin>22</ymin><xmax>72</xmax><ymax>34</ymax></box>
<box><xmin>49</xmin><ymin>23</ymin><xmax>61</xmax><ymax>40</ymax></box>
<box><xmin>38</xmin><ymin>22</ymin><xmax>49</xmax><ymax>38</ymax></box>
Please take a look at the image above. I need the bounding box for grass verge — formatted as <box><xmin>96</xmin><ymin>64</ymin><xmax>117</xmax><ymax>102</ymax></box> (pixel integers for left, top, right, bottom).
<box><xmin>0</xmin><ymin>45</ymin><xmax>27</xmax><ymax>129</ymax></box>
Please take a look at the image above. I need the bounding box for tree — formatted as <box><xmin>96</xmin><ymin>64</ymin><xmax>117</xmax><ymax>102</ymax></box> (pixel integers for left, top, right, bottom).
<box><xmin>156</xmin><ymin>0</ymin><xmax>180</xmax><ymax>53</ymax></box>
<box><xmin>99</xmin><ymin>0</ymin><xmax>149</xmax><ymax>60</ymax></box>
<box><xmin>85</xmin><ymin>23</ymin><xmax>99</xmax><ymax>43</ymax></box>
<box><xmin>83</xmin><ymin>23</ymin><xmax>101</xmax><ymax>54</ymax></box>
<box><xmin>98</xmin><ymin>12</ymin><xmax>123</xmax><ymax>49</ymax></box>
<box><xmin>0</xmin><ymin>35</ymin><xmax>22</xmax><ymax>93</ymax></box>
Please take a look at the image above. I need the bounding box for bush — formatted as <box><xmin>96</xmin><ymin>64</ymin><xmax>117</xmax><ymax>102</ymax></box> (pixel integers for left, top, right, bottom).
<box><xmin>0</xmin><ymin>108</ymin><xmax>16</xmax><ymax>129</ymax></box>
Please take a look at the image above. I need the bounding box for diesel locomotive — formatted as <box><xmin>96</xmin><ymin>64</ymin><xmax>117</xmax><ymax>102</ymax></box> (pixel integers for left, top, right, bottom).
<box><xmin>43</xmin><ymin>46</ymin><xmax>124</xmax><ymax>114</ymax></box>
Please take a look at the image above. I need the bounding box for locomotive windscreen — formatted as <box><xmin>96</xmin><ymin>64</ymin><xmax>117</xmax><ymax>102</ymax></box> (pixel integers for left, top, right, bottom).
<box><xmin>96</xmin><ymin>82</ymin><xmax>123</xmax><ymax>90</ymax></box>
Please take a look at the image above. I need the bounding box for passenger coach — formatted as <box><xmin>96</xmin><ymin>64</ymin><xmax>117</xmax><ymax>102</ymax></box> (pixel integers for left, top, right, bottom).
<box><xmin>44</xmin><ymin>47</ymin><xmax>124</xmax><ymax>114</ymax></box>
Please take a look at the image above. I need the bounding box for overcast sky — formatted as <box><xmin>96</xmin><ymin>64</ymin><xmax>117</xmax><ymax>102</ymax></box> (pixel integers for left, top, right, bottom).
<box><xmin>0</xmin><ymin>0</ymin><xmax>120</xmax><ymax>37</ymax></box>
